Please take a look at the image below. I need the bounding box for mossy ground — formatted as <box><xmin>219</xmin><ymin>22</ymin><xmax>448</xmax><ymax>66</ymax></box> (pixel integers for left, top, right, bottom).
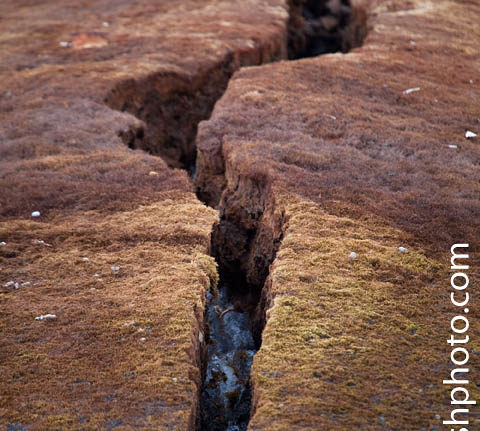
<box><xmin>250</xmin><ymin>199</ymin><xmax>479</xmax><ymax>430</ymax></box>
<box><xmin>0</xmin><ymin>193</ymin><xmax>217</xmax><ymax>430</ymax></box>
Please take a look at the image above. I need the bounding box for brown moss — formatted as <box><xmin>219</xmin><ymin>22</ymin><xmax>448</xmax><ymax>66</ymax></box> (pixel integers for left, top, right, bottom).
<box><xmin>0</xmin><ymin>196</ymin><xmax>217</xmax><ymax>429</ymax></box>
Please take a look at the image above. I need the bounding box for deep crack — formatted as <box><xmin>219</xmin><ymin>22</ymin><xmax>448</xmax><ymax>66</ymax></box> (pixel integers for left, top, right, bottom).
<box><xmin>103</xmin><ymin>2</ymin><xmax>367</xmax><ymax>430</ymax></box>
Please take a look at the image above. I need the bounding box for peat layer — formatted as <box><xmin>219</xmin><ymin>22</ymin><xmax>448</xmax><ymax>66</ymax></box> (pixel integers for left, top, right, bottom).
<box><xmin>105</xmin><ymin>1</ymin><xmax>368</xmax><ymax>430</ymax></box>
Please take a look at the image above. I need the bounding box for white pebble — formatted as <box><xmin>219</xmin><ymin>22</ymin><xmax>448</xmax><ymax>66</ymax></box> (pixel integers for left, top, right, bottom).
<box><xmin>93</xmin><ymin>273</ymin><xmax>100</xmax><ymax>277</ymax></box>
<box><xmin>0</xmin><ymin>242</ymin><xmax>6</xmax><ymax>246</ymax></box>
<box><xmin>59</xmin><ymin>41</ymin><xmax>71</xmax><ymax>47</ymax></box>
<box><xmin>123</xmin><ymin>321</ymin><xmax>136</xmax><ymax>327</ymax></box>
<box><xmin>5</xmin><ymin>281</ymin><xmax>15</xmax><ymax>287</ymax></box>
<box><xmin>111</xmin><ymin>266</ymin><xmax>120</xmax><ymax>272</ymax></box>
<box><xmin>409</xmin><ymin>40</ymin><xmax>416</xmax><ymax>46</ymax></box>
<box><xmin>21</xmin><ymin>282</ymin><xmax>31</xmax><ymax>287</ymax></box>
<box><xmin>31</xmin><ymin>211</ymin><xmax>41</xmax><ymax>217</ymax></box>
<box><xmin>82</xmin><ymin>257</ymin><xmax>90</xmax><ymax>262</ymax></box>
<box><xmin>403</xmin><ymin>87</ymin><xmax>420</xmax><ymax>95</ymax></box>
<box><xmin>398</xmin><ymin>246</ymin><xmax>409</xmax><ymax>254</ymax></box>
<box><xmin>448</xmin><ymin>144</ymin><xmax>458</xmax><ymax>149</ymax></box>
<box><xmin>35</xmin><ymin>314</ymin><xmax>57</xmax><ymax>321</ymax></box>
<box><xmin>348</xmin><ymin>251</ymin><xmax>357</xmax><ymax>259</ymax></box>
<box><xmin>14</xmin><ymin>282</ymin><xmax>19</xmax><ymax>289</ymax></box>
<box><xmin>139</xmin><ymin>337</ymin><xmax>147</xmax><ymax>342</ymax></box>
<box><xmin>172</xmin><ymin>377</ymin><xmax>177</xmax><ymax>382</ymax></box>
<box><xmin>102</xmin><ymin>21</ymin><xmax>110</xmax><ymax>27</ymax></box>
<box><xmin>465</xmin><ymin>130</ymin><xmax>477</xmax><ymax>139</ymax></box>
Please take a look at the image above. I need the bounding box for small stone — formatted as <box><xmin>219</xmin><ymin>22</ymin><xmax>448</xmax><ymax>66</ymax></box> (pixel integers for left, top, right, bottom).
<box><xmin>348</xmin><ymin>251</ymin><xmax>357</xmax><ymax>259</ymax></box>
<box><xmin>82</xmin><ymin>257</ymin><xmax>90</xmax><ymax>262</ymax></box>
<box><xmin>31</xmin><ymin>211</ymin><xmax>41</xmax><ymax>217</ymax></box>
<box><xmin>198</xmin><ymin>331</ymin><xmax>204</xmax><ymax>343</ymax></box>
<box><xmin>21</xmin><ymin>282</ymin><xmax>30</xmax><ymax>287</ymax></box>
<box><xmin>148</xmin><ymin>171</ymin><xmax>159</xmax><ymax>176</ymax></box>
<box><xmin>5</xmin><ymin>281</ymin><xmax>15</xmax><ymax>287</ymax></box>
<box><xmin>403</xmin><ymin>87</ymin><xmax>420</xmax><ymax>95</ymax></box>
<box><xmin>398</xmin><ymin>246</ymin><xmax>409</xmax><ymax>254</ymax></box>
<box><xmin>102</xmin><ymin>21</ymin><xmax>110</xmax><ymax>27</ymax></box>
<box><xmin>123</xmin><ymin>321</ymin><xmax>136</xmax><ymax>327</ymax></box>
<box><xmin>278</xmin><ymin>403</ymin><xmax>284</xmax><ymax>407</ymax></box>
<box><xmin>111</xmin><ymin>266</ymin><xmax>120</xmax><ymax>272</ymax></box>
<box><xmin>14</xmin><ymin>282</ymin><xmax>19</xmax><ymax>289</ymax></box>
<box><xmin>435</xmin><ymin>414</ymin><xmax>441</xmax><ymax>420</ymax></box>
<box><xmin>409</xmin><ymin>40</ymin><xmax>416</xmax><ymax>46</ymax></box>
<box><xmin>465</xmin><ymin>130</ymin><xmax>477</xmax><ymax>139</ymax></box>
<box><xmin>0</xmin><ymin>241</ymin><xmax>6</xmax><ymax>245</ymax></box>
<box><xmin>172</xmin><ymin>377</ymin><xmax>177</xmax><ymax>382</ymax></box>
<box><xmin>448</xmin><ymin>144</ymin><xmax>458</xmax><ymax>149</ymax></box>
<box><xmin>139</xmin><ymin>337</ymin><xmax>147</xmax><ymax>342</ymax></box>
<box><xmin>93</xmin><ymin>273</ymin><xmax>100</xmax><ymax>277</ymax></box>
<box><xmin>59</xmin><ymin>41</ymin><xmax>71</xmax><ymax>47</ymax></box>
<box><xmin>35</xmin><ymin>314</ymin><xmax>57</xmax><ymax>321</ymax></box>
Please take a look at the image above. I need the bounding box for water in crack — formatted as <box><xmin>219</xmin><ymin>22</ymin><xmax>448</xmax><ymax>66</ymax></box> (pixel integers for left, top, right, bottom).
<box><xmin>200</xmin><ymin>281</ymin><xmax>256</xmax><ymax>431</ymax></box>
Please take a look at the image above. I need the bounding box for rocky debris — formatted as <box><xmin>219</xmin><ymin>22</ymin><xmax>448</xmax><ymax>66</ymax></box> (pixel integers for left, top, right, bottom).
<box><xmin>465</xmin><ymin>130</ymin><xmax>477</xmax><ymax>138</ymax></box>
<box><xmin>4</xmin><ymin>281</ymin><xmax>19</xmax><ymax>289</ymax></box>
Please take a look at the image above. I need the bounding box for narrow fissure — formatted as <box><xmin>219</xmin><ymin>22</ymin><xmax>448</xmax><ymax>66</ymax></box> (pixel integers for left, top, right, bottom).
<box><xmin>104</xmin><ymin>2</ymin><xmax>367</xmax><ymax>430</ymax></box>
